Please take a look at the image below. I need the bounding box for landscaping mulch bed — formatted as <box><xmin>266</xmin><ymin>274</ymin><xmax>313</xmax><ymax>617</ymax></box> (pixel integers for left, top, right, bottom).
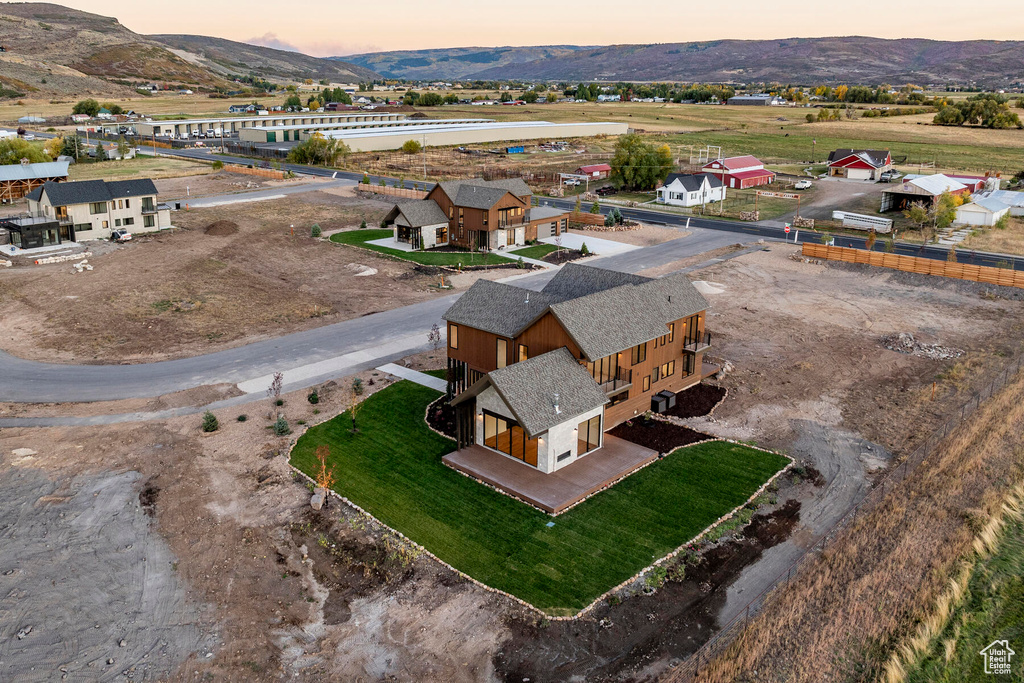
<box><xmin>664</xmin><ymin>383</ymin><xmax>727</xmax><ymax>419</ymax></box>
<box><xmin>542</xmin><ymin>249</ymin><xmax>588</xmax><ymax>264</ymax></box>
<box><xmin>426</xmin><ymin>396</ymin><xmax>456</xmax><ymax>438</ymax></box>
<box><xmin>608</xmin><ymin>417</ymin><xmax>711</xmax><ymax>455</ymax></box>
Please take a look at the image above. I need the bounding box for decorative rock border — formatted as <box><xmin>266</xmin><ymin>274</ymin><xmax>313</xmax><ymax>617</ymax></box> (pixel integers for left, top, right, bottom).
<box><xmin>286</xmin><ymin>381</ymin><xmax>793</xmax><ymax>620</ymax></box>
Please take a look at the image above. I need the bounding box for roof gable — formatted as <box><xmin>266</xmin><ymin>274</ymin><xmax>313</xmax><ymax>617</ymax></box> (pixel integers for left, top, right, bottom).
<box><xmin>704</xmin><ymin>155</ymin><xmax>763</xmax><ymax>171</ymax></box>
<box><xmin>386</xmin><ymin>199</ymin><xmax>449</xmax><ymax>227</ymax></box>
<box><xmin>443</xmin><ymin>280</ymin><xmax>554</xmax><ymax>338</ymax></box>
<box><xmin>456</xmin><ymin>348</ymin><xmax>608</xmax><ymax>438</ymax></box>
<box><xmin>663</xmin><ymin>173</ymin><xmax>722</xmax><ymax>192</ymax></box>
<box><xmin>828</xmin><ymin>149</ymin><xmax>891</xmax><ymax>168</ymax></box>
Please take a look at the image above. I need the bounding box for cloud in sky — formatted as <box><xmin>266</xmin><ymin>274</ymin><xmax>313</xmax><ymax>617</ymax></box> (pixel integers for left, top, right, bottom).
<box><xmin>246</xmin><ymin>33</ymin><xmax>302</xmax><ymax>53</ymax></box>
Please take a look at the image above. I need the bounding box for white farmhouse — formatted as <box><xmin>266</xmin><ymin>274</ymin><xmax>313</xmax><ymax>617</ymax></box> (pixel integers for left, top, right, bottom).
<box><xmin>657</xmin><ymin>173</ymin><xmax>726</xmax><ymax>207</ymax></box>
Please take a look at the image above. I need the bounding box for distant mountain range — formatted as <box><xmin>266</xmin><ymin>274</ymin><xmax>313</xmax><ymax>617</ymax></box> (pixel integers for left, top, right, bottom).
<box><xmin>344</xmin><ymin>38</ymin><xmax>1024</xmax><ymax>86</ymax></box>
<box><xmin>0</xmin><ymin>3</ymin><xmax>378</xmax><ymax>98</ymax></box>
<box><xmin>337</xmin><ymin>46</ymin><xmax>593</xmax><ymax>81</ymax></box>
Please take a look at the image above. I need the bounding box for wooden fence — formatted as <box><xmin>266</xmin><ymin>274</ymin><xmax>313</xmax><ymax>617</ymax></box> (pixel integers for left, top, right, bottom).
<box><xmin>802</xmin><ymin>243</ymin><xmax>1024</xmax><ymax>289</ymax></box>
<box><xmin>356</xmin><ymin>183</ymin><xmax>428</xmax><ymax>200</ymax></box>
<box><xmin>568</xmin><ymin>211</ymin><xmax>607</xmax><ymax>226</ymax></box>
<box><xmin>224</xmin><ymin>164</ymin><xmax>285</xmax><ymax>180</ymax></box>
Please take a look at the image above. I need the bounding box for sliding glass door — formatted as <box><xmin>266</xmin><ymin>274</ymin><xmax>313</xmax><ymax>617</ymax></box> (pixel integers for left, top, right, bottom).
<box><xmin>483</xmin><ymin>410</ymin><xmax>538</xmax><ymax>467</ymax></box>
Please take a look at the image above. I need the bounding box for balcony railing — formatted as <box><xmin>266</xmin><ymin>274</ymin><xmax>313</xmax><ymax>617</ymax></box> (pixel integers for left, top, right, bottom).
<box><xmin>598</xmin><ymin>367</ymin><xmax>632</xmax><ymax>395</ymax></box>
<box><xmin>683</xmin><ymin>331</ymin><xmax>712</xmax><ymax>354</ymax></box>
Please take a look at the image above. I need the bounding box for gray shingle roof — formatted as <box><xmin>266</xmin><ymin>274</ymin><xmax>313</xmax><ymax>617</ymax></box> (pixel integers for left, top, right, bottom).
<box><xmin>443</xmin><ymin>279</ymin><xmax>554</xmax><ymax>338</ymax></box>
<box><xmin>527</xmin><ymin>205</ymin><xmax>568</xmax><ymax>222</ymax></box>
<box><xmin>466</xmin><ymin>348</ymin><xmax>608</xmax><ymax>438</ymax></box>
<box><xmin>29</xmin><ymin>179</ymin><xmax>157</xmax><ymax>207</ymax></box>
<box><xmin>435</xmin><ymin>178</ymin><xmax>531</xmax><ymax>210</ymax></box>
<box><xmin>548</xmin><ymin>270</ymin><xmax>710</xmax><ymax>360</ymax></box>
<box><xmin>663</xmin><ymin>173</ymin><xmax>723</xmax><ymax>192</ymax></box>
<box><xmin>386</xmin><ymin>200</ymin><xmax>449</xmax><ymax>227</ymax></box>
<box><xmin>541</xmin><ymin>262</ymin><xmax>650</xmax><ymax>302</ymax></box>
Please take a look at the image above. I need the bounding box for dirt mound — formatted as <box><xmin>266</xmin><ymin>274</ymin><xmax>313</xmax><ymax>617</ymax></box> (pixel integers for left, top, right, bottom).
<box><xmin>204</xmin><ymin>220</ymin><xmax>239</xmax><ymax>236</ymax></box>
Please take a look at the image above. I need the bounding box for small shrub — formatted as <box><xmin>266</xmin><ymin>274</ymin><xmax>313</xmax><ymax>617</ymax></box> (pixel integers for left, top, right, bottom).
<box><xmin>580</xmin><ymin>242</ymin><xmax>590</xmax><ymax>256</ymax></box>
<box><xmin>307</xmin><ymin>388</ymin><xmax>320</xmax><ymax>404</ymax></box>
<box><xmin>379</xmin><ymin>218</ymin><xmax>388</xmax><ymax>228</ymax></box>
<box><xmin>237</xmin><ymin>414</ymin><xmax>248</xmax><ymax>422</ymax></box>
<box><xmin>607</xmin><ymin>594</ymin><xmax>621</xmax><ymax>606</ymax></box>
<box><xmin>645</xmin><ymin>566</ymin><xmax>667</xmax><ymax>590</ymax></box>
<box><xmin>312</xmin><ymin>408</ymin><xmax>320</xmax><ymax>415</ymax></box>
<box><xmin>211</xmin><ymin>159</ymin><xmax>224</xmax><ymax>170</ymax></box>
<box><xmin>667</xmin><ymin>562</ymin><xmax>686</xmax><ymax>582</ymax></box>
<box><xmin>297</xmin><ymin>419</ymin><xmax>307</xmax><ymax>425</ymax></box>
<box><xmin>201</xmin><ymin>411</ymin><xmax>219</xmax><ymax>433</ymax></box>
<box><xmin>310</xmin><ymin>224</ymin><xmax>322</xmax><ymax>238</ymax></box>
<box><xmin>517</xmin><ymin>256</ymin><xmax>525</xmax><ymax>269</ymax></box>
<box><xmin>604</xmin><ymin>214</ymin><xmax>614</xmax><ymax>227</ymax></box>
<box><xmin>352</xmin><ymin>377</ymin><xmax>364</xmax><ymax>396</ymax></box>
<box><xmin>275</xmin><ymin>398</ymin><xmax>284</xmax><ymax>407</ymax></box>
<box><xmin>273</xmin><ymin>416</ymin><xmax>291</xmax><ymax>436</ymax></box>
<box><xmin>360</xmin><ymin>218</ymin><xmax>367</xmax><ymax>229</ymax></box>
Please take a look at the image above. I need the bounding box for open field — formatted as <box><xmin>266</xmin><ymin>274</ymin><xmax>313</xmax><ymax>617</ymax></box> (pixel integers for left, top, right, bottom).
<box><xmin>0</xmin><ymin>192</ymin><xmax>446</xmax><ymax>362</ymax></box>
<box><xmin>68</xmin><ymin>154</ymin><xmax>213</xmax><ymax>182</ymax></box>
<box><xmin>289</xmin><ymin>380</ymin><xmax>788</xmax><ymax>614</ymax></box>
<box><xmin>328</xmin><ymin>228</ymin><xmax>512</xmax><ymax>266</ymax></box>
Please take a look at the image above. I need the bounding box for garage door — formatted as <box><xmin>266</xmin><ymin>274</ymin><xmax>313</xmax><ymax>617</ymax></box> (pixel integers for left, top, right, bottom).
<box><xmin>536</xmin><ymin>222</ymin><xmax>555</xmax><ymax>239</ymax></box>
<box><xmin>846</xmin><ymin>168</ymin><xmax>871</xmax><ymax>180</ymax></box>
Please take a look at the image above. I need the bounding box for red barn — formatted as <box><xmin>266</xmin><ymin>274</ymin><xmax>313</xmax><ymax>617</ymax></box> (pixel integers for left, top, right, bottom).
<box><xmin>701</xmin><ymin>155</ymin><xmax>776</xmax><ymax>189</ymax></box>
<box><xmin>827</xmin><ymin>149</ymin><xmax>893</xmax><ymax>180</ymax></box>
<box><xmin>576</xmin><ymin>163</ymin><xmax>612</xmax><ymax>180</ymax></box>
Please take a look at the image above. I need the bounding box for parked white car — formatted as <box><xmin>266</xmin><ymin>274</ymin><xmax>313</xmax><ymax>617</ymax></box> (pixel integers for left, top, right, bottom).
<box><xmin>111</xmin><ymin>229</ymin><xmax>132</xmax><ymax>243</ymax></box>
<box><xmin>794</xmin><ymin>180</ymin><xmax>813</xmax><ymax>190</ymax></box>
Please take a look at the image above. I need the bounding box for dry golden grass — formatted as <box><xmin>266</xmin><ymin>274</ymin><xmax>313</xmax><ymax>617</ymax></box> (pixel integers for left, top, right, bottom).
<box><xmin>68</xmin><ymin>156</ymin><xmax>212</xmax><ymax>182</ymax></box>
<box><xmin>959</xmin><ymin>217</ymin><xmax>1024</xmax><ymax>257</ymax></box>
<box><xmin>684</xmin><ymin>369</ymin><xmax>1024</xmax><ymax>683</ymax></box>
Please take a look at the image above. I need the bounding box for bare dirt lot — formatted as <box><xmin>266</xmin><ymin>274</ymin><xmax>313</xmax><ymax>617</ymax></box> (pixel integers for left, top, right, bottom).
<box><xmin>570</xmin><ymin>224</ymin><xmax>686</xmax><ymax>247</ymax></box>
<box><xmin>2</xmin><ymin>246</ymin><xmax>1022</xmax><ymax>682</ymax></box>
<box><xmin>0</xmin><ymin>191</ymin><xmax>463</xmax><ymax>363</ymax></box>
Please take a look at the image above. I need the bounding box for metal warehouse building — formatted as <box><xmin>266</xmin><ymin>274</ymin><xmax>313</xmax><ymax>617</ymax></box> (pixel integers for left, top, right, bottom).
<box><xmin>135</xmin><ymin>112</ymin><xmax>406</xmax><ymax>138</ymax></box>
<box><xmin>264</xmin><ymin>120</ymin><xmax>629</xmax><ymax>152</ymax></box>
<box><xmin>237</xmin><ymin>118</ymin><xmax>495</xmax><ymax>143</ymax></box>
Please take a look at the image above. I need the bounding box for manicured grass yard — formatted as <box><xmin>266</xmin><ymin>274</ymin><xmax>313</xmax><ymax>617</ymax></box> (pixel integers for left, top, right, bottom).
<box><xmin>291</xmin><ymin>381</ymin><xmax>788</xmax><ymax>614</ymax></box>
<box><xmin>510</xmin><ymin>243</ymin><xmax>559</xmax><ymax>259</ymax></box>
<box><xmin>329</xmin><ymin>229</ymin><xmax>512</xmax><ymax>266</ymax></box>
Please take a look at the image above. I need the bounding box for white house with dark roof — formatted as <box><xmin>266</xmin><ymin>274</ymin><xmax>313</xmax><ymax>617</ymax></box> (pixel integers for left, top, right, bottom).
<box><xmin>955</xmin><ymin>196</ymin><xmax>1011</xmax><ymax>226</ymax></box>
<box><xmin>657</xmin><ymin>173</ymin><xmax>726</xmax><ymax>207</ymax></box>
<box><xmin>382</xmin><ymin>200</ymin><xmax>450</xmax><ymax>250</ymax></box>
<box><xmin>24</xmin><ymin>179</ymin><xmax>171</xmax><ymax>241</ymax></box>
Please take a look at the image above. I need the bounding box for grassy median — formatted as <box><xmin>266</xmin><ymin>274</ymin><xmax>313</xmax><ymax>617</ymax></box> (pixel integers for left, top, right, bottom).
<box><xmin>290</xmin><ymin>380</ymin><xmax>788</xmax><ymax>614</ymax></box>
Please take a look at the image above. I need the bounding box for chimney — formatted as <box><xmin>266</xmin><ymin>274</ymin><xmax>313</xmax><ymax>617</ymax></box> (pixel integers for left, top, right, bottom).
<box><xmin>553</xmin><ymin>393</ymin><xmax>561</xmax><ymax>415</ymax></box>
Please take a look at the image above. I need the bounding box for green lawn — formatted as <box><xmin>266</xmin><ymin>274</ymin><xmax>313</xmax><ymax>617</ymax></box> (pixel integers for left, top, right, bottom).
<box><xmin>329</xmin><ymin>229</ymin><xmax>512</xmax><ymax>266</ymax></box>
<box><xmin>290</xmin><ymin>381</ymin><xmax>789</xmax><ymax>614</ymax></box>
<box><xmin>510</xmin><ymin>243</ymin><xmax>559</xmax><ymax>259</ymax></box>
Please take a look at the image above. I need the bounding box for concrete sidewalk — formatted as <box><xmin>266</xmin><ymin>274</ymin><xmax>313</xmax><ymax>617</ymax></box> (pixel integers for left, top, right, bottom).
<box><xmin>376</xmin><ymin>364</ymin><xmax>447</xmax><ymax>392</ymax></box>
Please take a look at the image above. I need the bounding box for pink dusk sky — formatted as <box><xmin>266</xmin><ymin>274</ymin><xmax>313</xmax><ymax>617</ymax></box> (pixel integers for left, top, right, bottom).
<box><xmin>52</xmin><ymin>0</ymin><xmax>1024</xmax><ymax>57</ymax></box>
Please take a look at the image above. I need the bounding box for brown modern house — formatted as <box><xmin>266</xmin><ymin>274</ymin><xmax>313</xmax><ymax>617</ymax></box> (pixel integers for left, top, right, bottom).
<box><xmin>383</xmin><ymin>178</ymin><xmax>569</xmax><ymax>252</ymax></box>
<box><xmin>442</xmin><ymin>263</ymin><xmax>715</xmax><ymax>477</ymax></box>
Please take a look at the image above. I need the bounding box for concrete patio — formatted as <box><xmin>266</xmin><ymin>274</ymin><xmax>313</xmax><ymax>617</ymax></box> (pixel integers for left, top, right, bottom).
<box><xmin>443</xmin><ymin>434</ymin><xmax>657</xmax><ymax>514</ymax></box>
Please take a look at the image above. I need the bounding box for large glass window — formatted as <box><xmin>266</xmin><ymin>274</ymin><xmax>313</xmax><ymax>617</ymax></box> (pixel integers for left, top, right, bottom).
<box><xmin>586</xmin><ymin>353</ymin><xmax>619</xmax><ymax>385</ymax></box>
<box><xmin>630</xmin><ymin>342</ymin><xmax>647</xmax><ymax>366</ymax></box>
<box><xmin>496</xmin><ymin>338</ymin><xmax>507</xmax><ymax>369</ymax></box>
<box><xmin>517</xmin><ymin>344</ymin><xmax>528</xmax><ymax>363</ymax></box>
<box><xmin>89</xmin><ymin>202</ymin><xmax>106</xmax><ymax>215</ymax></box>
<box><xmin>577</xmin><ymin>415</ymin><xmax>602</xmax><ymax>456</ymax></box>
<box><xmin>483</xmin><ymin>410</ymin><xmax>538</xmax><ymax>466</ymax></box>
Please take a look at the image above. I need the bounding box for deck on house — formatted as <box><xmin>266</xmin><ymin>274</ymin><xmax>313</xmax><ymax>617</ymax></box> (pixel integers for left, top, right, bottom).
<box><xmin>443</xmin><ymin>434</ymin><xmax>658</xmax><ymax>515</ymax></box>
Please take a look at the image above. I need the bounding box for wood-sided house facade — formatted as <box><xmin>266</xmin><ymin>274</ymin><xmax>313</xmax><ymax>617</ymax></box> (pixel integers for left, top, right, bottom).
<box><xmin>443</xmin><ymin>264</ymin><xmax>713</xmax><ymax>474</ymax></box>
<box><xmin>384</xmin><ymin>178</ymin><xmax>569</xmax><ymax>252</ymax></box>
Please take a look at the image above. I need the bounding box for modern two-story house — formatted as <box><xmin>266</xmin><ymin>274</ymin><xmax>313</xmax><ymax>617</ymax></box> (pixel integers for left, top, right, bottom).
<box><xmin>21</xmin><ymin>179</ymin><xmax>171</xmax><ymax>242</ymax></box>
<box><xmin>383</xmin><ymin>178</ymin><xmax>569</xmax><ymax>252</ymax></box>
<box><xmin>443</xmin><ymin>263</ymin><xmax>714</xmax><ymax>475</ymax></box>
